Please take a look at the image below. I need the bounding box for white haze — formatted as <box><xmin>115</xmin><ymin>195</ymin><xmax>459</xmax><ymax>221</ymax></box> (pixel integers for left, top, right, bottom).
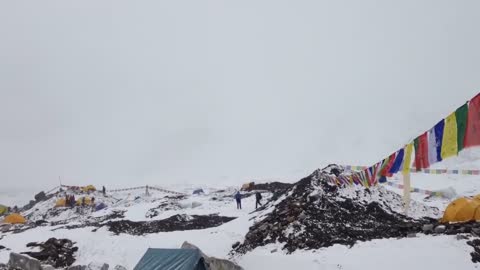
<box><xmin>1</xmin><ymin>0</ymin><xmax>480</xmax><ymax>191</ymax></box>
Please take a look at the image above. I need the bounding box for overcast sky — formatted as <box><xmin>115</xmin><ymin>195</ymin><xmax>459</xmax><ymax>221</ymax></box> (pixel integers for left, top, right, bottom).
<box><xmin>1</xmin><ymin>0</ymin><xmax>480</xmax><ymax>190</ymax></box>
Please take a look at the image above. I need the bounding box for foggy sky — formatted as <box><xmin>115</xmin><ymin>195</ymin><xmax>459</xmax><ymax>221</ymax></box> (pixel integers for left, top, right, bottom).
<box><xmin>1</xmin><ymin>0</ymin><xmax>480</xmax><ymax>190</ymax></box>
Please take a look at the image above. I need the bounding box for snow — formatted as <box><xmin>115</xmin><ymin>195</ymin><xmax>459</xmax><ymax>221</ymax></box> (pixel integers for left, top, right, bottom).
<box><xmin>3</xmin><ymin>150</ymin><xmax>480</xmax><ymax>269</ymax></box>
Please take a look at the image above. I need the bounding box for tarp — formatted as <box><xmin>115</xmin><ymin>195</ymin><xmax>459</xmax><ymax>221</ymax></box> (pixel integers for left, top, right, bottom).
<box><xmin>0</xmin><ymin>205</ymin><xmax>7</xmax><ymax>215</ymax></box>
<box><xmin>465</xmin><ymin>94</ymin><xmax>480</xmax><ymax>148</ymax></box>
<box><xmin>455</xmin><ymin>103</ymin><xmax>468</xmax><ymax>151</ymax></box>
<box><xmin>3</xmin><ymin>213</ymin><xmax>26</xmax><ymax>224</ymax></box>
<box><xmin>95</xmin><ymin>203</ymin><xmax>107</xmax><ymax>211</ymax></box>
<box><xmin>441</xmin><ymin>112</ymin><xmax>458</xmax><ymax>159</ymax></box>
<box><xmin>134</xmin><ymin>248</ymin><xmax>206</xmax><ymax>270</ymax></box>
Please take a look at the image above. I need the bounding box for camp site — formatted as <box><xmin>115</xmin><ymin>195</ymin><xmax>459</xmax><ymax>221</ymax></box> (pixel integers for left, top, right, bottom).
<box><xmin>2</xmin><ymin>1</ymin><xmax>480</xmax><ymax>269</ymax></box>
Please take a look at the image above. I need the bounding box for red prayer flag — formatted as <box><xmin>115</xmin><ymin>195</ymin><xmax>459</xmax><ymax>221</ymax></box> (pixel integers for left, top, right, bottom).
<box><xmin>465</xmin><ymin>94</ymin><xmax>480</xmax><ymax>148</ymax></box>
<box><xmin>381</xmin><ymin>152</ymin><xmax>396</xmax><ymax>177</ymax></box>
<box><xmin>414</xmin><ymin>132</ymin><xmax>430</xmax><ymax>169</ymax></box>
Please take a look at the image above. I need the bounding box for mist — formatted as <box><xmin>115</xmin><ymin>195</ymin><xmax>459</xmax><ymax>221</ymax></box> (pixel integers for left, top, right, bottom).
<box><xmin>1</xmin><ymin>0</ymin><xmax>480</xmax><ymax>190</ymax></box>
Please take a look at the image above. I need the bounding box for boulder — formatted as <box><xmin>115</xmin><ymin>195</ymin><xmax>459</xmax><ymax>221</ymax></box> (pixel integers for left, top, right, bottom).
<box><xmin>422</xmin><ymin>224</ymin><xmax>434</xmax><ymax>233</ymax></box>
<box><xmin>87</xmin><ymin>262</ymin><xmax>109</xmax><ymax>270</ymax></box>
<box><xmin>34</xmin><ymin>192</ymin><xmax>47</xmax><ymax>202</ymax></box>
<box><xmin>434</xmin><ymin>225</ymin><xmax>446</xmax><ymax>234</ymax></box>
<box><xmin>8</xmin><ymin>253</ymin><xmax>42</xmax><ymax>270</ymax></box>
<box><xmin>181</xmin><ymin>241</ymin><xmax>243</xmax><ymax>270</ymax></box>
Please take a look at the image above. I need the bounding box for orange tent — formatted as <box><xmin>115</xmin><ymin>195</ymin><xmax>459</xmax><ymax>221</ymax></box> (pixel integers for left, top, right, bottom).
<box><xmin>441</xmin><ymin>197</ymin><xmax>480</xmax><ymax>223</ymax></box>
<box><xmin>3</xmin><ymin>213</ymin><xmax>26</xmax><ymax>224</ymax></box>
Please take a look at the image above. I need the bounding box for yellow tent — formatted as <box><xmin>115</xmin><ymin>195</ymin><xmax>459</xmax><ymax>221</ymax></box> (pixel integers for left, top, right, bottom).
<box><xmin>55</xmin><ymin>198</ymin><xmax>67</xmax><ymax>207</ymax></box>
<box><xmin>3</xmin><ymin>213</ymin><xmax>26</xmax><ymax>224</ymax></box>
<box><xmin>76</xmin><ymin>197</ymin><xmax>93</xmax><ymax>206</ymax></box>
<box><xmin>441</xmin><ymin>197</ymin><xmax>480</xmax><ymax>223</ymax></box>
<box><xmin>241</xmin><ymin>182</ymin><xmax>255</xmax><ymax>191</ymax></box>
<box><xmin>81</xmin><ymin>185</ymin><xmax>96</xmax><ymax>192</ymax></box>
<box><xmin>0</xmin><ymin>205</ymin><xmax>7</xmax><ymax>215</ymax></box>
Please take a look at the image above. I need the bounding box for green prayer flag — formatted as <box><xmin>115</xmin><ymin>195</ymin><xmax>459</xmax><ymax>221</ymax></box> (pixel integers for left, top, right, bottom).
<box><xmin>456</xmin><ymin>103</ymin><xmax>468</xmax><ymax>151</ymax></box>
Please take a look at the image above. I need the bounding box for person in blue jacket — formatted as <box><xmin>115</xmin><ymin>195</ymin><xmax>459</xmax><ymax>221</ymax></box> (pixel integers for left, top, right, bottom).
<box><xmin>234</xmin><ymin>191</ymin><xmax>242</xmax><ymax>209</ymax></box>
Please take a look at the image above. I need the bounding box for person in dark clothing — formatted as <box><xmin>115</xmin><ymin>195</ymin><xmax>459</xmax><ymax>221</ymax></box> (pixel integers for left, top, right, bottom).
<box><xmin>91</xmin><ymin>197</ymin><xmax>95</xmax><ymax>205</ymax></box>
<box><xmin>255</xmin><ymin>192</ymin><xmax>263</xmax><ymax>209</ymax></box>
<box><xmin>71</xmin><ymin>195</ymin><xmax>76</xmax><ymax>208</ymax></box>
<box><xmin>234</xmin><ymin>191</ymin><xmax>242</xmax><ymax>209</ymax></box>
<box><xmin>81</xmin><ymin>197</ymin><xmax>86</xmax><ymax>207</ymax></box>
<box><xmin>102</xmin><ymin>186</ymin><xmax>106</xmax><ymax>196</ymax></box>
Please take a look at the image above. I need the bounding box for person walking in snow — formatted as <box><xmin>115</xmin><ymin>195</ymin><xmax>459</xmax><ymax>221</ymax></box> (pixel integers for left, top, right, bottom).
<box><xmin>234</xmin><ymin>191</ymin><xmax>242</xmax><ymax>209</ymax></box>
<box><xmin>102</xmin><ymin>186</ymin><xmax>106</xmax><ymax>196</ymax></box>
<box><xmin>255</xmin><ymin>192</ymin><xmax>263</xmax><ymax>209</ymax></box>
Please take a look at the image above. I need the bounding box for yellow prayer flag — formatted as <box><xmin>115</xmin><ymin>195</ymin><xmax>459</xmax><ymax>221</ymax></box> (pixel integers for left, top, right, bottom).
<box><xmin>441</xmin><ymin>112</ymin><xmax>458</xmax><ymax>159</ymax></box>
<box><xmin>402</xmin><ymin>143</ymin><xmax>414</xmax><ymax>173</ymax></box>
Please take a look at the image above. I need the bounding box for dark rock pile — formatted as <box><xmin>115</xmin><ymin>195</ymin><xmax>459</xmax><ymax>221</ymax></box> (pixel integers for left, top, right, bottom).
<box><xmin>145</xmin><ymin>197</ymin><xmax>185</xmax><ymax>218</ymax></box>
<box><xmin>234</xmin><ymin>169</ymin><xmax>433</xmax><ymax>254</ymax></box>
<box><xmin>107</xmin><ymin>214</ymin><xmax>236</xmax><ymax>235</ymax></box>
<box><xmin>22</xmin><ymin>238</ymin><xmax>78</xmax><ymax>268</ymax></box>
<box><xmin>467</xmin><ymin>239</ymin><xmax>480</xmax><ymax>263</ymax></box>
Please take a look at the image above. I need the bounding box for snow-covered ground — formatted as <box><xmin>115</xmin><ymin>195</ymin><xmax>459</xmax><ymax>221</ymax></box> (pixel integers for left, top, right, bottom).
<box><xmin>2</xmin><ymin>151</ymin><xmax>480</xmax><ymax>270</ymax></box>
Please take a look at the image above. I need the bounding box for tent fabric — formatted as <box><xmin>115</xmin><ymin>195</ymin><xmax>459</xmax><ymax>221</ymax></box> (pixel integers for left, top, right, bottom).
<box><xmin>55</xmin><ymin>198</ymin><xmax>67</xmax><ymax>207</ymax></box>
<box><xmin>0</xmin><ymin>205</ymin><xmax>7</xmax><ymax>215</ymax></box>
<box><xmin>81</xmin><ymin>185</ymin><xmax>96</xmax><ymax>192</ymax></box>
<box><xmin>441</xmin><ymin>112</ymin><xmax>458</xmax><ymax>160</ymax></box>
<box><xmin>95</xmin><ymin>203</ymin><xmax>107</xmax><ymax>211</ymax></box>
<box><xmin>434</xmin><ymin>120</ymin><xmax>445</xmax><ymax>162</ymax></box>
<box><xmin>455</xmin><ymin>103</ymin><xmax>469</xmax><ymax>152</ymax></box>
<box><xmin>441</xmin><ymin>197</ymin><xmax>480</xmax><ymax>223</ymax></box>
<box><xmin>134</xmin><ymin>248</ymin><xmax>206</xmax><ymax>270</ymax></box>
<box><xmin>3</xmin><ymin>213</ymin><xmax>26</xmax><ymax>224</ymax></box>
<box><xmin>465</xmin><ymin>94</ymin><xmax>480</xmax><ymax>148</ymax></box>
<box><xmin>76</xmin><ymin>197</ymin><xmax>93</xmax><ymax>206</ymax></box>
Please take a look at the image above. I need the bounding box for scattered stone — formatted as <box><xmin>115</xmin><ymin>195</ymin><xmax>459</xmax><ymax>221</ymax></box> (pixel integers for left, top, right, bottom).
<box><xmin>457</xmin><ymin>234</ymin><xmax>470</xmax><ymax>240</ymax></box>
<box><xmin>107</xmin><ymin>214</ymin><xmax>236</xmax><ymax>235</ymax></box>
<box><xmin>41</xmin><ymin>265</ymin><xmax>56</xmax><ymax>270</ymax></box>
<box><xmin>234</xmin><ymin>167</ymin><xmax>432</xmax><ymax>254</ymax></box>
<box><xmin>467</xmin><ymin>239</ymin><xmax>480</xmax><ymax>263</ymax></box>
<box><xmin>113</xmin><ymin>266</ymin><xmax>127</xmax><ymax>270</ymax></box>
<box><xmin>87</xmin><ymin>262</ymin><xmax>109</xmax><ymax>270</ymax></box>
<box><xmin>434</xmin><ymin>225</ymin><xmax>446</xmax><ymax>234</ymax></box>
<box><xmin>422</xmin><ymin>224</ymin><xmax>434</xmax><ymax>233</ymax></box>
<box><xmin>21</xmin><ymin>238</ymin><xmax>77</xmax><ymax>268</ymax></box>
<box><xmin>271</xmin><ymin>249</ymin><xmax>278</xmax><ymax>253</ymax></box>
<box><xmin>0</xmin><ymin>245</ymin><xmax>5</xmax><ymax>250</ymax></box>
<box><xmin>407</xmin><ymin>233</ymin><xmax>417</xmax><ymax>238</ymax></box>
<box><xmin>9</xmin><ymin>252</ymin><xmax>42</xmax><ymax>270</ymax></box>
<box><xmin>68</xmin><ymin>265</ymin><xmax>87</xmax><ymax>270</ymax></box>
<box><xmin>472</xmin><ymin>228</ymin><xmax>480</xmax><ymax>236</ymax></box>
<box><xmin>231</xmin><ymin>242</ymin><xmax>240</xmax><ymax>249</ymax></box>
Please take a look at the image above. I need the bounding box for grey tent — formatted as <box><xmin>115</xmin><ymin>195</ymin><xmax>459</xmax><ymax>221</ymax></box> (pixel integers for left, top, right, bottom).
<box><xmin>134</xmin><ymin>248</ymin><xmax>207</xmax><ymax>270</ymax></box>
